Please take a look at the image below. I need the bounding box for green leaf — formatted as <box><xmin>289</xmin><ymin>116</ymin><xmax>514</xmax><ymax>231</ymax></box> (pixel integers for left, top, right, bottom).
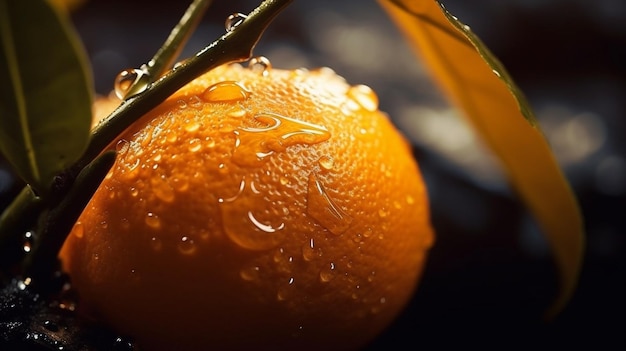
<box><xmin>379</xmin><ymin>0</ymin><xmax>584</xmax><ymax>318</ymax></box>
<box><xmin>0</xmin><ymin>0</ymin><xmax>93</xmax><ymax>194</ymax></box>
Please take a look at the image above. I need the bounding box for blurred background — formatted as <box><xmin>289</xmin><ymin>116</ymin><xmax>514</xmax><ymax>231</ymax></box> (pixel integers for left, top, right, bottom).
<box><xmin>1</xmin><ymin>0</ymin><xmax>624</xmax><ymax>349</ymax></box>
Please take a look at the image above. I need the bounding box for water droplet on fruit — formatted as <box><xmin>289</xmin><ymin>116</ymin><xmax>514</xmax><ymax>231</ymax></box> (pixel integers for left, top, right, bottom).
<box><xmin>307</xmin><ymin>174</ymin><xmax>352</xmax><ymax>235</ymax></box>
<box><xmin>178</xmin><ymin>236</ymin><xmax>196</xmax><ymax>255</ymax></box>
<box><xmin>318</xmin><ymin>156</ymin><xmax>334</xmax><ymax>171</ymax></box>
<box><xmin>232</xmin><ymin>112</ymin><xmax>330</xmax><ymax>166</ymax></box>
<box><xmin>188</xmin><ymin>138</ymin><xmax>202</xmax><ymax>152</ymax></box>
<box><xmin>277</xmin><ymin>277</ymin><xmax>295</xmax><ymax>301</ymax></box>
<box><xmin>319</xmin><ymin>262</ymin><xmax>337</xmax><ymax>283</ymax></box>
<box><xmin>114</xmin><ymin>67</ymin><xmax>150</xmax><ymax>99</ymax></box>
<box><xmin>248</xmin><ymin>56</ymin><xmax>271</xmax><ymax>76</ymax></box>
<box><xmin>185</xmin><ymin>121</ymin><xmax>200</xmax><ymax>133</ymax></box>
<box><xmin>177</xmin><ymin>99</ymin><xmax>188</xmax><ymax>110</ymax></box>
<box><xmin>301</xmin><ymin>238</ymin><xmax>317</xmax><ymax>261</ymax></box>
<box><xmin>145</xmin><ymin>212</ymin><xmax>161</xmax><ymax>229</ymax></box>
<box><xmin>150</xmin><ymin>236</ymin><xmax>162</xmax><ymax>251</ymax></box>
<box><xmin>201</xmin><ymin>81</ymin><xmax>250</xmax><ymax>103</ymax></box>
<box><xmin>220</xmin><ymin>180</ymin><xmax>286</xmax><ymax>250</ymax></box>
<box><xmin>248</xmin><ymin>211</ymin><xmax>285</xmax><ymax>233</ymax></box>
<box><xmin>406</xmin><ymin>195</ymin><xmax>415</xmax><ymax>205</ymax></box>
<box><xmin>225</xmin><ymin>13</ymin><xmax>247</xmax><ymax>32</ymax></box>
<box><xmin>116</xmin><ymin>139</ymin><xmax>129</xmax><ymax>154</ymax></box>
<box><xmin>239</xmin><ymin>266</ymin><xmax>260</xmax><ymax>282</ymax></box>
<box><xmin>72</xmin><ymin>221</ymin><xmax>84</xmax><ymax>239</ymax></box>
<box><xmin>347</xmin><ymin>84</ymin><xmax>379</xmax><ymax>111</ymax></box>
<box><xmin>151</xmin><ymin>175</ymin><xmax>175</xmax><ymax>202</ymax></box>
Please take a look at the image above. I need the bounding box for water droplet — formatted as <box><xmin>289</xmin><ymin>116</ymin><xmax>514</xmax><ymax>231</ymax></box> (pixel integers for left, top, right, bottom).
<box><xmin>150</xmin><ymin>236</ymin><xmax>162</xmax><ymax>251</ymax></box>
<box><xmin>188</xmin><ymin>138</ymin><xmax>202</xmax><ymax>152</ymax></box>
<box><xmin>185</xmin><ymin>121</ymin><xmax>201</xmax><ymax>132</ymax></box>
<box><xmin>72</xmin><ymin>222</ymin><xmax>84</xmax><ymax>239</ymax></box>
<box><xmin>228</xmin><ymin>108</ymin><xmax>247</xmax><ymax>118</ymax></box>
<box><xmin>239</xmin><ymin>266</ymin><xmax>260</xmax><ymax>282</ymax></box>
<box><xmin>170</xmin><ymin>173</ymin><xmax>189</xmax><ymax>192</ymax></box>
<box><xmin>319</xmin><ymin>262</ymin><xmax>337</xmax><ymax>283</ymax></box>
<box><xmin>150</xmin><ymin>175</ymin><xmax>175</xmax><ymax>202</ymax></box>
<box><xmin>280</xmin><ymin>176</ymin><xmax>289</xmax><ymax>186</ymax></box>
<box><xmin>116</xmin><ymin>139</ymin><xmax>129</xmax><ymax>154</ymax></box>
<box><xmin>318</xmin><ymin>156</ymin><xmax>334</xmax><ymax>171</ymax></box>
<box><xmin>232</xmin><ymin>112</ymin><xmax>330</xmax><ymax>166</ymax></box>
<box><xmin>492</xmin><ymin>69</ymin><xmax>502</xmax><ymax>78</ymax></box>
<box><xmin>22</xmin><ymin>231</ymin><xmax>33</xmax><ymax>253</ymax></box>
<box><xmin>378</xmin><ymin>208</ymin><xmax>388</xmax><ymax>218</ymax></box>
<box><xmin>129</xmin><ymin>187</ymin><xmax>139</xmax><ymax>197</ymax></box>
<box><xmin>301</xmin><ymin>238</ymin><xmax>316</xmax><ymax>261</ymax></box>
<box><xmin>406</xmin><ymin>195</ymin><xmax>415</xmax><ymax>205</ymax></box>
<box><xmin>43</xmin><ymin>320</ymin><xmax>59</xmax><ymax>332</ymax></box>
<box><xmin>248</xmin><ymin>211</ymin><xmax>285</xmax><ymax>233</ymax></box>
<box><xmin>114</xmin><ymin>67</ymin><xmax>150</xmax><ymax>99</ymax></box>
<box><xmin>225</xmin><ymin>13</ymin><xmax>247</xmax><ymax>32</ymax></box>
<box><xmin>220</xmin><ymin>183</ymin><xmax>286</xmax><ymax>250</ymax></box>
<box><xmin>277</xmin><ymin>277</ymin><xmax>295</xmax><ymax>301</ymax></box>
<box><xmin>145</xmin><ymin>212</ymin><xmax>161</xmax><ymax>229</ymax></box>
<box><xmin>201</xmin><ymin>81</ymin><xmax>250</xmax><ymax>103</ymax></box>
<box><xmin>307</xmin><ymin>174</ymin><xmax>352</xmax><ymax>235</ymax></box>
<box><xmin>178</xmin><ymin>236</ymin><xmax>196</xmax><ymax>255</ymax></box>
<box><xmin>248</xmin><ymin>56</ymin><xmax>272</xmax><ymax>76</ymax></box>
<box><xmin>177</xmin><ymin>99</ymin><xmax>188</xmax><ymax>109</ymax></box>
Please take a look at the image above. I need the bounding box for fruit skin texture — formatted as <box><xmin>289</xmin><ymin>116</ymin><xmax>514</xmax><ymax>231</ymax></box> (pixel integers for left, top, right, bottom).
<box><xmin>59</xmin><ymin>63</ymin><xmax>434</xmax><ymax>350</ymax></box>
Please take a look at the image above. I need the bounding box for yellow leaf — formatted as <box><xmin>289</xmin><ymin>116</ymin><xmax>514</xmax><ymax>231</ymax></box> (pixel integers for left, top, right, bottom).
<box><xmin>378</xmin><ymin>0</ymin><xmax>584</xmax><ymax>318</ymax></box>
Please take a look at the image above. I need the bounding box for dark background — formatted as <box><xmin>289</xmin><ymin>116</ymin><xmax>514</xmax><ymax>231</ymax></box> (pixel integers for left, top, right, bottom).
<box><xmin>1</xmin><ymin>0</ymin><xmax>624</xmax><ymax>349</ymax></box>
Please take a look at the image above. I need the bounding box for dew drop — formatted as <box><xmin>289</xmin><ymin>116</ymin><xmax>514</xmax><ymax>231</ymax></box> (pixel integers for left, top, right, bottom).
<box><xmin>225</xmin><ymin>12</ymin><xmax>247</xmax><ymax>32</ymax></box>
<box><xmin>232</xmin><ymin>112</ymin><xmax>330</xmax><ymax>166</ymax></box>
<box><xmin>228</xmin><ymin>108</ymin><xmax>247</xmax><ymax>118</ymax></box>
<box><xmin>307</xmin><ymin>174</ymin><xmax>352</xmax><ymax>235</ymax></box>
<box><xmin>277</xmin><ymin>277</ymin><xmax>295</xmax><ymax>301</ymax></box>
<box><xmin>201</xmin><ymin>81</ymin><xmax>250</xmax><ymax>103</ymax></box>
<box><xmin>129</xmin><ymin>187</ymin><xmax>139</xmax><ymax>197</ymax></box>
<box><xmin>406</xmin><ymin>195</ymin><xmax>415</xmax><ymax>205</ymax></box>
<box><xmin>23</xmin><ymin>231</ymin><xmax>33</xmax><ymax>253</ymax></box>
<box><xmin>177</xmin><ymin>99</ymin><xmax>188</xmax><ymax>109</ymax></box>
<box><xmin>318</xmin><ymin>156</ymin><xmax>334</xmax><ymax>171</ymax></box>
<box><xmin>188</xmin><ymin>138</ymin><xmax>202</xmax><ymax>152</ymax></box>
<box><xmin>145</xmin><ymin>212</ymin><xmax>161</xmax><ymax>229</ymax></box>
<box><xmin>347</xmin><ymin>84</ymin><xmax>379</xmax><ymax>111</ymax></box>
<box><xmin>248</xmin><ymin>56</ymin><xmax>272</xmax><ymax>76</ymax></box>
<box><xmin>116</xmin><ymin>139</ymin><xmax>129</xmax><ymax>155</ymax></box>
<box><xmin>185</xmin><ymin>121</ymin><xmax>201</xmax><ymax>133</ymax></box>
<box><xmin>170</xmin><ymin>174</ymin><xmax>189</xmax><ymax>192</ymax></box>
<box><xmin>301</xmin><ymin>238</ymin><xmax>316</xmax><ymax>262</ymax></box>
<box><xmin>239</xmin><ymin>266</ymin><xmax>260</xmax><ymax>282</ymax></box>
<box><xmin>319</xmin><ymin>262</ymin><xmax>337</xmax><ymax>283</ymax></box>
<box><xmin>114</xmin><ymin>68</ymin><xmax>150</xmax><ymax>99</ymax></box>
<box><xmin>72</xmin><ymin>221</ymin><xmax>84</xmax><ymax>239</ymax></box>
<box><xmin>150</xmin><ymin>236</ymin><xmax>162</xmax><ymax>251</ymax></box>
<box><xmin>178</xmin><ymin>236</ymin><xmax>196</xmax><ymax>255</ymax></box>
<box><xmin>150</xmin><ymin>175</ymin><xmax>175</xmax><ymax>202</ymax></box>
<box><xmin>378</xmin><ymin>208</ymin><xmax>388</xmax><ymax>218</ymax></box>
<box><xmin>220</xmin><ymin>184</ymin><xmax>286</xmax><ymax>250</ymax></box>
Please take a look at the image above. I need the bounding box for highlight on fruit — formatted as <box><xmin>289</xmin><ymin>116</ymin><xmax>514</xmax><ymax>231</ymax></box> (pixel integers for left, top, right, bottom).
<box><xmin>0</xmin><ymin>0</ymin><xmax>584</xmax><ymax>350</ymax></box>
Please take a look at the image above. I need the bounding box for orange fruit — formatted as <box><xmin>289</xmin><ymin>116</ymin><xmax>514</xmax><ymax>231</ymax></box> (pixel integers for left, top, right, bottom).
<box><xmin>59</xmin><ymin>62</ymin><xmax>434</xmax><ymax>350</ymax></box>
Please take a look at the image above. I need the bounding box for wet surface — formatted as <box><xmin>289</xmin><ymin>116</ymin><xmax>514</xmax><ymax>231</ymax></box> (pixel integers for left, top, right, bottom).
<box><xmin>1</xmin><ymin>0</ymin><xmax>624</xmax><ymax>349</ymax></box>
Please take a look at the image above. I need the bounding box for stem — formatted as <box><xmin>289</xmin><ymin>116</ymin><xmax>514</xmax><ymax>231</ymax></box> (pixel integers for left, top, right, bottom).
<box><xmin>24</xmin><ymin>151</ymin><xmax>116</xmax><ymax>285</ymax></box>
<box><xmin>73</xmin><ymin>0</ymin><xmax>292</xmax><ymax>175</ymax></box>
<box><xmin>124</xmin><ymin>0</ymin><xmax>214</xmax><ymax>98</ymax></box>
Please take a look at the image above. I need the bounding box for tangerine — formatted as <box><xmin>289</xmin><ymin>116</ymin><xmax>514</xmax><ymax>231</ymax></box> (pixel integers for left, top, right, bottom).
<box><xmin>59</xmin><ymin>62</ymin><xmax>434</xmax><ymax>350</ymax></box>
